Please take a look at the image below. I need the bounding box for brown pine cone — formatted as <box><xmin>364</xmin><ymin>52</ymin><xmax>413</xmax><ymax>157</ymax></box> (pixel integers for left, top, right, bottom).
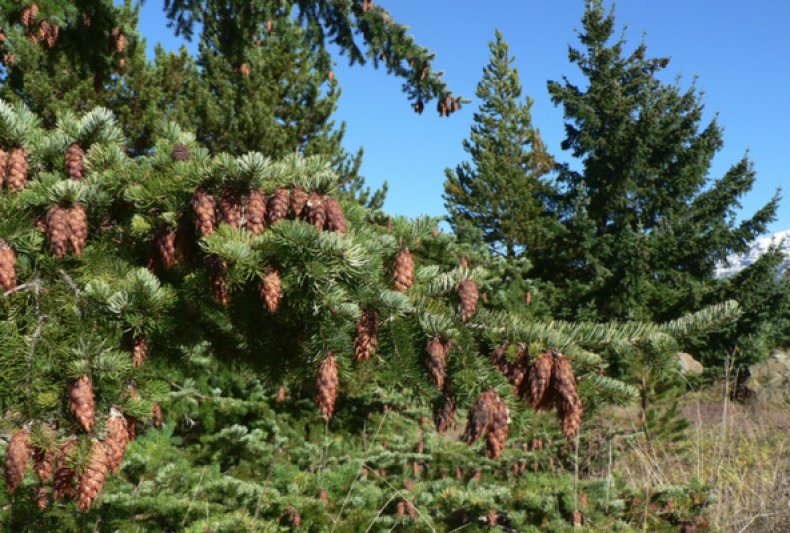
<box><xmin>156</xmin><ymin>224</ymin><xmax>176</xmax><ymax>269</ymax></box>
<box><xmin>112</xmin><ymin>27</ymin><xmax>126</xmax><ymax>54</ymax></box>
<box><xmin>46</xmin><ymin>205</ymin><xmax>70</xmax><ymax>258</ymax></box>
<box><xmin>434</xmin><ymin>389</ymin><xmax>455</xmax><ymax>434</ymax></box>
<box><xmin>393</xmin><ymin>248</ymin><xmax>414</xmax><ymax>292</ymax></box>
<box><xmin>125</xmin><ymin>416</ymin><xmax>138</xmax><ymax>442</ymax></box>
<box><xmin>77</xmin><ymin>439</ymin><xmax>110</xmax><ymax>511</ymax></box>
<box><xmin>305</xmin><ymin>193</ymin><xmax>326</xmax><ymax>230</ymax></box>
<box><xmin>259</xmin><ymin>269</ymin><xmax>282</xmax><ymax>313</ymax></box>
<box><xmin>275</xmin><ymin>386</ymin><xmax>286</xmax><ymax>403</ymax></box>
<box><xmin>487</xmin><ymin>509</ymin><xmax>498</xmax><ymax>528</ymax></box>
<box><xmin>508</xmin><ymin>345</ymin><xmax>530</xmax><ymax>389</ymax></box>
<box><xmin>458</xmin><ymin>278</ymin><xmax>478</xmax><ymax>321</ymax></box>
<box><xmin>205</xmin><ymin>255</ymin><xmax>229</xmax><ymax>306</ymax></box>
<box><xmin>4</xmin><ymin>429</ymin><xmax>32</xmax><ymax>493</ymax></box>
<box><xmin>267</xmin><ymin>187</ymin><xmax>289</xmax><ymax>224</ymax></box>
<box><xmin>45</xmin><ymin>24</ymin><xmax>60</xmax><ymax>48</ymax></box>
<box><xmin>6</xmin><ymin>147</ymin><xmax>28</xmax><ymax>192</ymax></box>
<box><xmin>152</xmin><ymin>402</ymin><xmax>163</xmax><ymax>428</ymax></box>
<box><xmin>0</xmin><ymin>239</ymin><xmax>17</xmax><ymax>291</ymax></box>
<box><xmin>318</xmin><ymin>487</ymin><xmax>329</xmax><ymax>502</ymax></box>
<box><xmin>485</xmin><ymin>393</ymin><xmax>509</xmax><ymax>459</ymax></box>
<box><xmin>463</xmin><ymin>388</ymin><xmax>497</xmax><ymax>445</ymax></box>
<box><xmin>172</xmin><ymin>143</ymin><xmax>189</xmax><ymax>162</ymax></box>
<box><xmin>218</xmin><ymin>187</ymin><xmax>242</xmax><ymax>228</ymax></box>
<box><xmin>323</xmin><ymin>196</ymin><xmax>347</xmax><ymax>234</ymax></box>
<box><xmin>132</xmin><ymin>334</ymin><xmax>148</xmax><ymax>368</ymax></box>
<box><xmin>104</xmin><ymin>408</ymin><xmax>129</xmax><ymax>474</ymax></box>
<box><xmin>552</xmin><ymin>355</ymin><xmax>582</xmax><ymax>440</ymax></box>
<box><xmin>244</xmin><ymin>189</ymin><xmax>267</xmax><ymax>234</ymax></box>
<box><xmin>0</xmin><ymin>148</ymin><xmax>7</xmax><ymax>187</ymax></box>
<box><xmin>426</xmin><ymin>335</ymin><xmax>449</xmax><ymax>389</ymax></box>
<box><xmin>32</xmin><ymin>446</ymin><xmax>55</xmax><ymax>483</ymax></box>
<box><xmin>21</xmin><ymin>5</ymin><xmax>38</xmax><ymax>27</ymax></box>
<box><xmin>67</xmin><ymin>204</ymin><xmax>88</xmax><ymax>256</ymax></box>
<box><xmin>396</xmin><ymin>501</ymin><xmax>405</xmax><ymax>517</ymax></box>
<box><xmin>353</xmin><ymin>308</ymin><xmax>378</xmax><ymax>362</ymax></box>
<box><xmin>192</xmin><ymin>186</ymin><xmax>216</xmax><ymax>237</ymax></box>
<box><xmin>69</xmin><ymin>375</ymin><xmax>95</xmax><ymax>432</ymax></box>
<box><xmin>490</xmin><ymin>342</ymin><xmax>510</xmax><ymax>376</ymax></box>
<box><xmin>65</xmin><ymin>144</ymin><xmax>85</xmax><ymax>180</ymax></box>
<box><xmin>315</xmin><ymin>352</ymin><xmax>339</xmax><ymax>421</ymax></box>
<box><xmin>406</xmin><ymin>500</ymin><xmax>417</xmax><ymax>519</ymax></box>
<box><xmin>290</xmin><ymin>186</ymin><xmax>308</xmax><ymax>218</ymax></box>
<box><xmin>289</xmin><ymin>507</ymin><xmax>302</xmax><ymax>528</ymax></box>
<box><xmin>520</xmin><ymin>351</ymin><xmax>553</xmax><ymax>408</ymax></box>
<box><xmin>52</xmin><ymin>437</ymin><xmax>77</xmax><ymax>499</ymax></box>
<box><xmin>36</xmin><ymin>486</ymin><xmax>50</xmax><ymax>509</ymax></box>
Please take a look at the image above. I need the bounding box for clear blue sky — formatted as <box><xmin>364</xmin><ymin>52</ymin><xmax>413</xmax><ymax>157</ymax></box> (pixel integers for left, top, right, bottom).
<box><xmin>138</xmin><ymin>1</ymin><xmax>789</xmax><ymax>233</ymax></box>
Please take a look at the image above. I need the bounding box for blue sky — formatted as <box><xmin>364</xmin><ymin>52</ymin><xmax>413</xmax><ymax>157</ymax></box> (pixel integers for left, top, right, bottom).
<box><xmin>138</xmin><ymin>1</ymin><xmax>789</xmax><ymax>234</ymax></box>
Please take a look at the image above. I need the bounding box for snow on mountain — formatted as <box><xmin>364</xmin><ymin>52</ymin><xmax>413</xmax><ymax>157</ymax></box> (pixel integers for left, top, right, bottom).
<box><xmin>715</xmin><ymin>229</ymin><xmax>790</xmax><ymax>279</ymax></box>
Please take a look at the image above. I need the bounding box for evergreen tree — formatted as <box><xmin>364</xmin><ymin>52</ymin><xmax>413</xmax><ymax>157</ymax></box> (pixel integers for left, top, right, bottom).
<box><xmin>541</xmin><ymin>0</ymin><xmax>779</xmax><ymax>325</ymax></box>
<box><xmin>444</xmin><ymin>31</ymin><xmax>556</xmax><ymax>260</ymax></box>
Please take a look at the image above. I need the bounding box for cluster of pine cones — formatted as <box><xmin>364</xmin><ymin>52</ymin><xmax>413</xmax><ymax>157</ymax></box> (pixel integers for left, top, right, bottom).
<box><xmin>462</xmin><ymin>388</ymin><xmax>510</xmax><ymax>459</ymax></box>
<box><xmin>20</xmin><ymin>4</ymin><xmax>60</xmax><ymax>49</ymax></box>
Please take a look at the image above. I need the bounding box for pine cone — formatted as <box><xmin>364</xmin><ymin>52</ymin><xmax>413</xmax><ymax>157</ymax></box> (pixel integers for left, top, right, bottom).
<box><xmin>289</xmin><ymin>507</ymin><xmax>302</xmax><ymax>528</ymax></box>
<box><xmin>69</xmin><ymin>375</ymin><xmax>95</xmax><ymax>432</ymax></box>
<box><xmin>67</xmin><ymin>204</ymin><xmax>88</xmax><ymax>256</ymax></box>
<box><xmin>77</xmin><ymin>439</ymin><xmax>110</xmax><ymax>511</ymax></box>
<box><xmin>508</xmin><ymin>345</ymin><xmax>530</xmax><ymax>389</ymax></box>
<box><xmin>132</xmin><ymin>334</ymin><xmax>148</xmax><ymax>368</ymax></box>
<box><xmin>0</xmin><ymin>239</ymin><xmax>17</xmax><ymax>292</ymax></box>
<box><xmin>406</xmin><ymin>500</ymin><xmax>417</xmax><ymax>519</ymax></box>
<box><xmin>396</xmin><ymin>501</ymin><xmax>405</xmax><ymax>517</ymax></box>
<box><xmin>36</xmin><ymin>486</ymin><xmax>50</xmax><ymax>509</ymax></box>
<box><xmin>353</xmin><ymin>308</ymin><xmax>378</xmax><ymax>362</ymax></box>
<box><xmin>32</xmin><ymin>446</ymin><xmax>55</xmax><ymax>483</ymax></box>
<box><xmin>46</xmin><ymin>205</ymin><xmax>70</xmax><ymax>257</ymax></box>
<box><xmin>487</xmin><ymin>509</ymin><xmax>498</xmax><ymax>528</ymax></box>
<box><xmin>6</xmin><ymin>147</ymin><xmax>28</xmax><ymax>192</ymax></box>
<box><xmin>218</xmin><ymin>186</ymin><xmax>242</xmax><ymax>228</ymax></box>
<box><xmin>426</xmin><ymin>335</ymin><xmax>449</xmax><ymax>389</ymax></box>
<box><xmin>259</xmin><ymin>269</ymin><xmax>282</xmax><ymax>313</ymax></box>
<box><xmin>4</xmin><ymin>429</ymin><xmax>31</xmax><ymax>493</ymax></box>
<box><xmin>45</xmin><ymin>24</ymin><xmax>60</xmax><ymax>48</ymax></box>
<box><xmin>0</xmin><ymin>148</ymin><xmax>7</xmax><ymax>187</ymax></box>
<box><xmin>485</xmin><ymin>394</ymin><xmax>509</xmax><ymax>459</ymax></box>
<box><xmin>393</xmin><ymin>248</ymin><xmax>414</xmax><ymax>292</ymax></box>
<box><xmin>244</xmin><ymin>189</ymin><xmax>267</xmax><ymax>234</ymax></box>
<box><xmin>156</xmin><ymin>224</ymin><xmax>176</xmax><ymax>269</ymax></box>
<box><xmin>192</xmin><ymin>186</ymin><xmax>216</xmax><ymax>237</ymax></box>
<box><xmin>112</xmin><ymin>27</ymin><xmax>126</xmax><ymax>54</ymax></box>
<box><xmin>315</xmin><ymin>352</ymin><xmax>339</xmax><ymax>421</ymax></box>
<box><xmin>52</xmin><ymin>437</ymin><xmax>77</xmax><ymax>499</ymax></box>
<box><xmin>171</xmin><ymin>143</ymin><xmax>189</xmax><ymax>162</ymax></box>
<box><xmin>65</xmin><ymin>144</ymin><xmax>85</xmax><ymax>180</ymax></box>
<box><xmin>290</xmin><ymin>186</ymin><xmax>308</xmax><ymax>218</ymax></box>
<box><xmin>520</xmin><ymin>351</ymin><xmax>553</xmax><ymax>408</ymax></box>
<box><xmin>205</xmin><ymin>255</ymin><xmax>229</xmax><ymax>306</ymax></box>
<box><xmin>104</xmin><ymin>408</ymin><xmax>128</xmax><ymax>474</ymax></box>
<box><xmin>434</xmin><ymin>389</ymin><xmax>455</xmax><ymax>434</ymax></box>
<box><xmin>305</xmin><ymin>193</ymin><xmax>326</xmax><ymax>230</ymax></box>
<box><xmin>152</xmin><ymin>402</ymin><xmax>163</xmax><ymax>428</ymax></box>
<box><xmin>21</xmin><ymin>4</ymin><xmax>38</xmax><ymax>27</ymax></box>
<box><xmin>490</xmin><ymin>342</ymin><xmax>510</xmax><ymax>376</ymax></box>
<box><xmin>463</xmin><ymin>388</ymin><xmax>497</xmax><ymax>445</ymax></box>
<box><xmin>553</xmin><ymin>355</ymin><xmax>582</xmax><ymax>440</ymax></box>
<box><xmin>458</xmin><ymin>278</ymin><xmax>478</xmax><ymax>321</ymax></box>
<box><xmin>267</xmin><ymin>187</ymin><xmax>289</xmax><ymax>224</ymax></box>
<box><xmin>324</xmin><ymin>196</ymin><xmax>347</xmax><ymax>234</ymax></box>
<box><xmin>275</xmin><ymin>386</ymin><xmax>286</xmax><ymax>403</ymax></box>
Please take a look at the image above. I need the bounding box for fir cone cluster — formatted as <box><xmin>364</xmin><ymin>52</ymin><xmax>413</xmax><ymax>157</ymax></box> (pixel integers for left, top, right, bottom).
<box><xmin>393</xmin><ymin>248</ymin><xmax>414</xmax><ymax>292</ymax></box>
<box><xmin>69</xmin><ymin>375</ymin><xmax>95</xmax><ymax>432</ymax></box>
<box><xmin>4</xmin><ymin>147</ymin><xmax>29</xmax><ymax>192</ymax></box>
<box><xmin>458</xmin><ymin>278</ymin><xmax>478</xmax><ymax>321</ymax></box>
<box><xmin>315</xmin><ymin>352</ymin><xmax>339</xmax><ymax>421</ymax></box>
<box><xmin>0</xmin><ymin>238</ymin><xmax>17</xmax><ymax>291</ymax></box>
<box><xmin>426</xmin><ymin>335</ymin><xmax>450</xmax><ymax>389</ymax></box>
<box><xmin>4</xmin><ymin>429</ymin><xmax>32</xmax><ymax>493</ymax></box>
<box><xmin>353</xmin><ymin>308</ymin><xmax>378</xmax><ymax>362</ymax></box>
<box><xmin>46</xmin><ymin>204</ymin><xmax>88</xmax><ymax>257</ymax></box>
<box><xmin>462</xmin><ymin>388</ymin><xmax>510</xmax><ymax>459</ymax></box>
<box><xmin>65</xmin><ymin>144</ymin><xmax>85</xmax><ymax>180</ymax></box>
<box><xmin>259</xmin><ymin>269</ymin><xmax>282</xmax><ymax>313</ymax></box>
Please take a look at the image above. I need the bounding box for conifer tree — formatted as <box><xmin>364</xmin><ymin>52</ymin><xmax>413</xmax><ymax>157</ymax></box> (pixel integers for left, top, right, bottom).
<box><xmin>444</xmin><ymin>31</ymin><xmax>556</xmax><ymax>260</ymax></box>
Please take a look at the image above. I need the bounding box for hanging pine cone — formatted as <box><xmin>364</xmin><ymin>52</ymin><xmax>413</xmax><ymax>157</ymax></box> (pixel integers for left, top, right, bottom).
<box><xmin>218</xmin><ymin>186</ymin><xmax>242</xmax><ymax>228</ymax></box>
<box><xmin>21</xmin><ymin>4</ymin><xmax>38</xmax><ymax>27</ymax></box>
<box><xmin>305</xmin><ymin>193</ymin><xmax>326</xmax><ymax>230</ymax></box>
<box><xmin>275</xmin><ymin>386</ymin><xmax>286</xmax><ymax>403</ymax></box>
<box><xmin>192</xmin><ymin>186</ymin><xmax>216</xmax><ymax>237</ymax></box>
<box><xmin>490</xmin><ymin>342</ymin><xmax>511</xmax><ymax>377</ymax></box>
<box><xmin>508</xmin><ymin>345</ymin><xmax>530</xmax><ymax>390</ymax></box>
<box><xmin>32</xmin><ymin>447</ymin><xmax>55</xmax><ymax>483</ymax></box>
<box><xmin>171</xmin><ymin>143</ymin><xmax>189</xmax><ymax>162</ymax></box>
<box><xmin>46</xmin><ymin>205</ymin><xmax>70</xmax><ymax>258</ymax></box>
<box><xmin>69</xmin><ymin>375</ymin><xmax>95</xmax><ymax>432</ymax></box>
<box><xmin>353</xmin><ymin>308</ymin><xmax>378</xmax><ymax>362</ymax></box>
<box><xmin>426</xmin><ymin>335</ymin><xmax>449</xmax><ymax>389</ymax></box>
<box><xmin>52</xmin><ymin>437</ymin><xmax>77</xmax><ymax>499</ymax></box>
<box><xmin>44</xmin><ymin>23</ymin><xmax>59</xmax><ymax>48</ymax></box>
<box><xmin>111</xmin><ymin>27</ymin><xmax>126</xmax><ymax>54</ymax></box>
<box><xmin>132</xmin><ymin>334</ymin><xmax>148</xmax><ymax>368</ymax></box>
<box><xmin>152</xmin><ymin>402</ymin><xmax>163</xmax><ymax>428</ymax></box>
<box><xmin>4</xmin><ymin>428</ymin><xmax>31</xmax><ymax>493</ymax></box>
<box><xmin>553</xmin><ymin>355</ymin><xmax>582</xmax><ymax>440</ymax></box>
<box><xmin>463</xmin><ymin>388</ymin><xmax>497</xmax><ymax>445</ymax></box>
<box><xmin>267</xmin><ymin>187</ymin><xmax>289</xmax><ymax>224</ymax></box>
<box><xmin>65</xmin><ymin>143</ymin><xmax>85</xmax><ymax>180</ymax></box>
<box><xmin>315</xmin><ymin>352</ymin><xmax>339</xmax><ymax>421</ymax></box>
<box><xmin>77</xmin><ymin>439</ymin><xmax>110</xmax><ymax>511</ymax></box>
<box><xmin>259</xmin><ymin>269</ymin><xmax>282</xmax><ymax>313</ymax></box>
<box><xmin>290</xmin><ymin>186</ymin><xmax>308</xmax><ymax>218</ymax></box>
<box><xmin>67</xmin><ymin>204</ymin><xmax>88</xmax><ymax>256</ymax></box>
<box><xmin>485</xmin><ymin>394</ymin><xmax>509</xmax><ymax>460</ymax></box>
<box><xmin>458</xmin><ymin>278</ymin><xmax>478</xmax><ymax>321</ymax></box>
<box><xmin>156</xmin><ymin>224</ymin><xmax>176</xmax><ymax>269</ymax></box>
<box><xmin>104</xmin><ymin>408</ymin><xmax>129</xmax><ymax>474</ymax></box>
<box><xmin>487</xmin><ymin>509</ymin><xmax>498</xmax><ymax>528</ymax></box>
<box><xmin>6</xmin><ymin>147</ymin><xmax>28</xmax><ymax>192</ymax></box>
<box><xmin>520</xmin><ymin>351</ymin><xmax>553</xmax><ymax>408</ymax></box>
<box><xmin>205</xmin><ymin>255</ymin><xmax>229</xmax><ymax>306</ymax></box>
<box><xmin>324</xmin><ymin>196</ymin><xmax>347</xmax><ymax>234</ymax></box>
<box><xmin>0</xmin><ymin>148</ymin><xmax>7</xmax><ymax>187</ymax></box>
<box><xmin>288</xmin><ymin>507</ymin><xmax>302</xmax><ymax>528</ymax></box>
<box><xmin>406</xmin><ymin>500</ymin><xmax>417</xmax><ymax>519</ymax></box>
<box><xmin>0</xmin><ymin>239</ymin><xmax>17</xmax><ymax>292</ymax></box>
<box><xmin>36</xmin><ymin>486</ymin><xmax>50</xmax><ymax>509</ymax></box>
<box><xmin>393</xmin><ymin>248</ymin><xmax>414</xmax><ymax>292</ymax></box>
<box><xmin>244</xmin><ymin>189</ymin><xmax>267</xmax><ymax>234</ymax></box>
<box><xmin>434</xmin><ymin>389</ymin><xmax>455</xmax><ymax>434</ymax></box>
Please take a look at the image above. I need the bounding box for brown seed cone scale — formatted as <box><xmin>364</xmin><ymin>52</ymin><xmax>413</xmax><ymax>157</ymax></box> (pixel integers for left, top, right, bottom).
<box><xmin>267</xmin><ymin>187</ymin><xmax>289</xmax><ymax>225</ymax></box>
<box><xmin>485</xmin><ymin>395</ymin><xmax>509</xmax><ymax>460</ymax></box>
<box><xmin>434</xmin><ymin>391</ymin><xmax>455</xmax><ymax>434</ymax></box>
<box><xmin>156</xmin><ymin>225</ymin><xmax>176</xmax><ymax>269</ymax></box>
<box><xmin>0</xmin><ymin>239</ymin><xmax>17</xmax><ymax>291</ymax></box>
<box><xmin>393</xmin><ymin>248</ymin><xmax>414</xmax><ymax>292</ymax></box>
<box><xmin>426</xmin><ymin>335</ymin><xmax>448</xmax><ymax>389</ymax></box>
<box><xmin>259</xmin><ymin>269</ymin><xmax>282</xmax><ymax>313</ymax></box>
<box><xmin>521</xmin><ymin>351</ymin><xmax>554</xmax><ymax>408</ymax></box>
<box><xmin>77</xmin><ymin>439</ymin><xmax>110</xmax><ymax>511</ymax></box>
<box><xmin>218</xmin><ymin>187</ymin><xmax>243</xmax><ymax>228</ymax></box>
<box><xmin>192</xmin><ymin>187</ymin><xmax>216</xmax><ymax>237</ymax></box>
<box><xmin>69</xmin><ymin>375</ymin><xmax>95</xmax><ymax>432</ymax></box>
<box><xmin>33</xmin><ymin>447</ymin><xmax>55</xmax><ymax>483</ymax></box>
<box><xmin>132</xmin><ymin>334</ymin><xmax>148</xmax><ymax>368</ymax></box>
<box><xmin>67</xmin><ymin>204</ymin><xmax>88</xmax><ymax>256</ymax></box>
<box><xmin>458</xmin><ymin>278</ymin><xmax>479</xmax><ymax>321</ymax></box>
<box><xmin>315</xmin><ymin>352</ymin><xmax>339</xmax><ymax>421</ymax></box>
<box><xmin>353</xmin><ymin>308</ymin><xmax>378</xmax><ymax>362</ymax></box>
<box><xmin>65</xmin><ymin>144</ymin><xmax>85</xmax><ymax>180</ymax></box>
<box><xmin>0</xmin><ymin>148</ymin><xmax>7</xmax><ymax>186</ymax></box>
<box><xmin>305</xmin><ymin>193</ymin><xmax>326</xmax><ymax>230</ymax></box>
<box><xmin>104</xmin><ymin>409</ymin><xmax>129</xmax><ymax>474</ymax></box>
<box><xmin>323</xmin><ymin>196</ymin><xmax>347</xmax><ymax>234</ymax></box>
<box><xmin>46</xmin><ymin>205</ymin><xmax>70</xmax><ymax>257</ymax></box>
<box><xmin>205</xmin><ymin>255</ymin><xmax>229</xmax><ymax>306</ymax></box>
<box><xmin>463</xmin><ymin>388</ymin><xmax>497</xmax><ymax>445</ymax></box>
<box><xmin>4</xmin><ymin>429</ymin><xmax>32</xmax><ymax>493</ymax></box>
<box><xmin>244</xmin><ymin>189</ymin><xmax>267</xmax><ymax>234</ymax></box>
<box><xmin>6</xmin><ymin>147</ymin><xmax>28</xmax><ymax>192</ymax></box>
<box><xmin>171</xmin><ymin>143</ymin><xmax>189</xmax><ymax>162</ymax></box>
<box><xmin>52</xmin><ymin>437</ymin><xmax>77</xmax><ymax>499</ymax></box>
<box><xmin>290</xmin><ymin>186</ymin><xmax>308</xmax><ymax>218</ymax></box>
